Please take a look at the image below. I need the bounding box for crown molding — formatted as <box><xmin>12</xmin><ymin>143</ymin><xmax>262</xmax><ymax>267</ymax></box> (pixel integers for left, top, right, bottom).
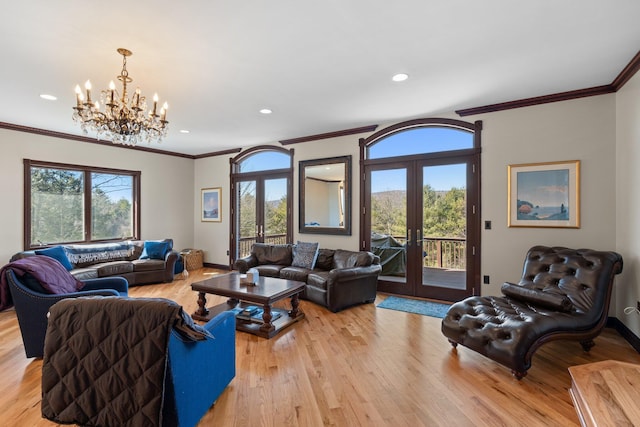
<box><xmin>279</xmin><ymin>125</ymin><xmax>378</xmax><ymax>145</ymax></box>
<box><xmin>456</xmin><ymin>49</ymin><xmax>640</xmax><ymax>117</ymax></box>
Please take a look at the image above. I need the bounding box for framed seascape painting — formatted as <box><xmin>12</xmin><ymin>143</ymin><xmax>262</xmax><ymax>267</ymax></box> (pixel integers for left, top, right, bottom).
<box><xmin>201</xmin><ymin>187</ymin><xmax>222</xmax><ymax>222</ymax></box>
<box><xmin>508</xmin><ymin>160</ymin><xmax>580</xmax><ymax>228</ymax></box>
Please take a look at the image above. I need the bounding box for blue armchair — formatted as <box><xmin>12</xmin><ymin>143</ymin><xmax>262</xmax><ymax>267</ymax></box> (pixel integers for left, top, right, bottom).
<box><xmin>6</xmin><ymin>268</ymin><xmax>128</xmax><ymax>358</ymax></box>
<box><xmin>41</xmin><ymin>297</ymin><xmax>236</xmax><ymax>427</ymax></box>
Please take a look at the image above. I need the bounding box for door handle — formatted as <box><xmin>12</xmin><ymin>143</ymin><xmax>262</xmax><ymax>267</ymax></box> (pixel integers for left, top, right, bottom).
<box><xmin>406</xmin><ymin>229</ymin><xmax>412</xmax><ymax>247</ymax></box>
<box><xmin>416</xmin><ymin>229</ymin><xmax>423</xmax><ymax>244</ymax></box>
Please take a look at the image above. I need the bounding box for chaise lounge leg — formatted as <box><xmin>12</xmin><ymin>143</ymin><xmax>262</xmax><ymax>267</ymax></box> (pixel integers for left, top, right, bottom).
<box><xmin>580</xmin><ymin>339</ymin><xmax>595</xmax><ymax>352</ymax></box>
<box><xmin>511</xmin><ymin>370</ymin><xmax>527</xmax><ymax>380</ymax></box>
<box><xmin>448</xmin><ymin>339</ymin><xmax>458</xmax><ymax>348</ymax></box>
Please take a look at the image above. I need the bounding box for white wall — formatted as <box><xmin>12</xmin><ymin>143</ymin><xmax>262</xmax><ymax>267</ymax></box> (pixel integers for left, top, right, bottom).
<box><xmin>616</xmin><ymin>70</ymin><xmax>640</xmax><ymax>335</ymax></box>
<box><xmin>0</xmin><ymin>129</ymin><xmax>195</xmax><ymax>262</ymax></box>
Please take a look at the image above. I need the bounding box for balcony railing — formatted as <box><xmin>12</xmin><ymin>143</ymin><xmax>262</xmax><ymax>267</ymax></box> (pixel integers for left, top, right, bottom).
<box><xmin>238</xmin><ymin>234</ymin><xmax>287</xmax><ymax>258</ymax></box>
<box><xmin>385</xmin><ymin>235</ymin><xmax>465</xmax><ymax>270</ymax></box>
<box><xmin>422</xmin><ymin>237</ymin><xmax>465</xmax><ymax>270</ymax></box>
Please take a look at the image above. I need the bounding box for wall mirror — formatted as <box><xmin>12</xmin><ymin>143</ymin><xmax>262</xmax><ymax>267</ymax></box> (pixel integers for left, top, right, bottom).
<box><xmin>299</xmin><ymin>155</ymin><xmax>351</xmax><ymax>235</ymax></box>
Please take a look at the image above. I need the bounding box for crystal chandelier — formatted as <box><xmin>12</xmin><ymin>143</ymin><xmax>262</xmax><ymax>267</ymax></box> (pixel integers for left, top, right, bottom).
<box><xmin>72</xmin><ymin>48</ymin><xmax>168</xmax><ymax>145</ymax></box>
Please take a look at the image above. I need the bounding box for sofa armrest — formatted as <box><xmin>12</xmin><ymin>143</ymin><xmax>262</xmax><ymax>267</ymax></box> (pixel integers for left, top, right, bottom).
<box><xmin>234</xmin><ymin>254</ymin><xmax>258</xmax><ymax>273</ymax></box>
<box><xmin>328</xmin><ymin>264</ymin><xmax>382</xmax><ymax>283</ymax></box>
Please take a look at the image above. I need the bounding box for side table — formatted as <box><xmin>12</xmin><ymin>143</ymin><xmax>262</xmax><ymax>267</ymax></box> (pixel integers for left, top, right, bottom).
<box><xmin>568</xmin><ymin>360</ymin><xmax>640</xmax><ymax>426</ymax></box>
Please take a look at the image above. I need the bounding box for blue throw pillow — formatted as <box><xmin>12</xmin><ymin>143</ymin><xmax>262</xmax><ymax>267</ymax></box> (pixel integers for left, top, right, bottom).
<box><xmin>35</xmin><ymin>246</ymin><xmax>73</xmax><ymax>271</ymax></box>
<box><xmin>140</xmin><ymin>240</ymin><xmax>170</xmax><ymax>260</ymax></box>
<box><xmin>292</xmin><ymin>241</ymin><xmax>319</xmax><ymax>269</ymax></box>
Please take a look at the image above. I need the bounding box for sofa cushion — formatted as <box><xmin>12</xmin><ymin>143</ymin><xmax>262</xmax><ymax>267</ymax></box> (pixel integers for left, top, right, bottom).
<box><xmin>280</xmin><ymin>266</ymin><xmax>311</xmax><ymax>282</ymax></box>
<box><xmin>292</xmin><ymin>241</ymin><xmax>319</xmax><ymax>269</ymax></box>
<box><xmin>332</xmin><ymin>250</ymin><xmax>374</xmax><ymax>269</ymax></box>
<box><xmin>126</xmin><ymin>241</ymin><xmax>145</xmax><ymax>260</ymax></box>
<box><xmin>253</xmin><ymin>243</ymin><xmax>293</xmax><ymax>265</ymax></box>
<box><xmin>132</xmin><ymin>259</ymin><xmax>166</xmax><ymax>272</ymax></box>
<box><xmin>70</xmin><ymin>268</ymin><xmax>99</xmax><ymax>281</ymax></box>
<box><xmin>307</xmin><ymin>271</ymin><xmax>330</xmax><ymax>291</ymax></box>
<box><xmin>35</xmin><ymin>246</ymin><xmax>73</xmax><ymax>271</ymax></box>
<box><xmin>254</xmin><ymin>265</ymin><xmax>285</xmax><ymax>278</ymax></box>
<box><xmin>315</xmin><ymin>249</ymin><xmax>334</xmax><ymax>271</ymax></box>
<box><xmin>140</xmin><ymin>240</ymin><xmax>170</xmax><ymax>260</ymax></box>
<box><xmin>94</xmin><ymin>261</ymin><xmax>134</xmax><ymax>277</ymax></box>
<box><xmin>66</xmin><ymin>243</ymin><xmax>131</xmax><ymax>268</ymax></box>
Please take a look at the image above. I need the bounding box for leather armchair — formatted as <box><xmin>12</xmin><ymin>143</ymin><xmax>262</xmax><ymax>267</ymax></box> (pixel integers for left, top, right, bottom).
<box><xmin>6</xmin><ymin>269</ymin><xmax>128</xmax><ymax>358</ymax></box>
<box><xmin>441</xmin><ymin>246</ymin><xmax>623</xmax><ymax>379</ymax></box>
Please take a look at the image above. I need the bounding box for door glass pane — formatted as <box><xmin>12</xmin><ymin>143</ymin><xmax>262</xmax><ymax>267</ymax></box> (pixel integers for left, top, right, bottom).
<box><xmin>264</xmin><ymin>178</ymin><xmax>287</xmax><ymax>245</ymax></box>
<box><xmin>422</xmin><ymin>164</ymin><xmax>466</xmax><ymax>289</ymax></box>
<box><xmin>370</xmin><ymin>169</ymin><xmax>407</xmax><ymax>284</ymax></box>
<box><xmin>237</xmin><ymin>180</ymin><xmax>257</xmax><ymax>258</ymax></box>
<box><xmin>91</xmin><ymin>173</ymin><xmax>134</xmax><ymax>240</ymax></box>
<box><xmin>30</xmin><ymin>167</ymin><xmax>84</xmax><ymax>245</ymax></box>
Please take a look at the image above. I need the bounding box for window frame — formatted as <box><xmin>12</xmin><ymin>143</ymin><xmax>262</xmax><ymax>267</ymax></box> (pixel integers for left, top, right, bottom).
<box><xmin>24</xmin><ymin>159</ymin><xmax>141</xmax><ymax>249</ymax></box>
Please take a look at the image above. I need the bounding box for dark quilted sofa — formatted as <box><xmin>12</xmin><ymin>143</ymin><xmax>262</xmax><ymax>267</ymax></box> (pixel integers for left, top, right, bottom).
<box><xmin>11</xmin><ymin>239</ymin><xmax>178</xmax><ymax>286</ymax></box>
<box><xmin>234</xmin><ymin>243</ymin><xmax>382</xmax><ymax>312</ymax></box>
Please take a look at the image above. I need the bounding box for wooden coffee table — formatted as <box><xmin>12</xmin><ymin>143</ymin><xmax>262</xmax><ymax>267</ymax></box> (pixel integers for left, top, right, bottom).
<box><xmin>191</xmin><ymin>272</ymin><xmax>306</xmax><ymax>338</ymax></box>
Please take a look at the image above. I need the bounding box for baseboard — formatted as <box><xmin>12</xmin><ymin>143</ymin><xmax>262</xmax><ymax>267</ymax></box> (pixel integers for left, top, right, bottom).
<box><xmin>608</xmin><ymin>316</ymin><xmax>640</xmax><ymax>353</ymax></box>
<box><xmin>203</xmin><ymin>262</ymin><xmax>230</xmax><ymax>270</ymax></box>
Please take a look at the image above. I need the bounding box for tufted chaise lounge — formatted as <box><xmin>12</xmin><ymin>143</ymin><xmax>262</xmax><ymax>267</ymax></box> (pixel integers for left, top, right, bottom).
<box><xmin>441</xmin><ymin>246</ymin><xmax>623</xmax><ymax>379</ymax></box>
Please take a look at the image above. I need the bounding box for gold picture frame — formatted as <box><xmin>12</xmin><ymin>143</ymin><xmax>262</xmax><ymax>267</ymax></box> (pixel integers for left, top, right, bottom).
<box><xmin>508</xmin><ymin>160</ymin><xmax>580</xmax><ymax>228</ymax></box>
<box><xmin>201</xmin><ymin>187</ymin><xmax>222</xmax><ymax>222</ymax></box>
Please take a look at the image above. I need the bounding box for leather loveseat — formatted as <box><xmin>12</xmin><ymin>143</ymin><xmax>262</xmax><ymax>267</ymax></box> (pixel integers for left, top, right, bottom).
<box><xmin>11</xmin><ymin>239</ymin><xmax>178</xmax><ymax>286</ymax></box>
<box><xmin>234</xmin><ymin>243</ymin><xmax>382</xmax><ymax>312</ymax></box>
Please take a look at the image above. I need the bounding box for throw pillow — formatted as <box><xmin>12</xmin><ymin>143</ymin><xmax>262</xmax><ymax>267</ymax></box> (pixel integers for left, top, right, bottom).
<box><xmin>34</xmin><ymin>246</ymin><xmax>73</xmax><ymax>271</ymax></box>
<box><xmin>292</xmin><ymin>241</ymin><xmax>319</xmax><ymax>269</ymax></box>
<box><xmin>140</xmin><ymin>240</ymin><xmax>170</xmax><ymax>260</ymax></box>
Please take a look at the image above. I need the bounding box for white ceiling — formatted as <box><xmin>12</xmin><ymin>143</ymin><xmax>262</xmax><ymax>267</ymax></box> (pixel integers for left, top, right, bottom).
<box><xmin>1</xmin><ymin>1</ymin><xmax>639</xmax><ymax>156</ymax></box>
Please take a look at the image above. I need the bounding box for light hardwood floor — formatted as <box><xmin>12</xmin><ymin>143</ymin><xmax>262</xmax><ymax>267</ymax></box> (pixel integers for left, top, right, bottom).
<box><xmin>1</xmin><ymin>268</ymin><xmax>639</xmax><ymax>426</ymax></box>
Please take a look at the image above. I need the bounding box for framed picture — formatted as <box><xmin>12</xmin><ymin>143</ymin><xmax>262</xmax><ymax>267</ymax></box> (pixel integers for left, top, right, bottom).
<box><xmin>508</xmin><ymin>160</ymin><xmax>580</xmax><ymax>228</ymax></box>
<box><xmin>201</xmin><ymin>187</ymin><xmax>222</xmax><ymax>222</ymax></box>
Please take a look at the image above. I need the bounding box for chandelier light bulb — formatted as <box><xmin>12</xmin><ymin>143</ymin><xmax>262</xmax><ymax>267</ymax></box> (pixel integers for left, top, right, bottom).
<box><xmin>71</xmin><ymin>48</ymin><xmax>169</xmax><ymax>145</ymax></box>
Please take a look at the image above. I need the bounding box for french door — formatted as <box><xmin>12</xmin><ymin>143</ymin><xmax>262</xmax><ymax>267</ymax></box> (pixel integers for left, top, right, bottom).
<box><xmin>233</xmin><ymin>174</ymin><xmax>290</xmax><ymax>259</ymax></box>
<box><xmin>365</xmin><ymin>155</ymin><xmax>480</xmax><ymax>302</ymax></box>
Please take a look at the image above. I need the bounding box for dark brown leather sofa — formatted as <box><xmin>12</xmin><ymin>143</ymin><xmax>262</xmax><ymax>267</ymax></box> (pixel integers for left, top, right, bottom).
<box><xmin>234</xmin><ymin>243</ymin><xmax>382</xmax><ymax>312</ymax></box>
<box><xmin>441</xmin><ymin>246</ymin><xmax>623</xmax><ymax>379</ymax></box>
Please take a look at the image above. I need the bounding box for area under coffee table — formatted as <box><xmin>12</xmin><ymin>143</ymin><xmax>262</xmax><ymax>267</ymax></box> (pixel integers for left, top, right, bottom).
<box><xmin>191</xmin><ymin>272</ymin><xmax>306</xmax><ymax>339</ymax></box>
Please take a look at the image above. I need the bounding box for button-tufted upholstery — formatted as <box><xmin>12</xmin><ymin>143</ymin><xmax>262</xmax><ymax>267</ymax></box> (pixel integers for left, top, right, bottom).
<box><xmin>441</xmin><ymin>246</ymin><xmax>623</xmax><ymax>379</ymax></box>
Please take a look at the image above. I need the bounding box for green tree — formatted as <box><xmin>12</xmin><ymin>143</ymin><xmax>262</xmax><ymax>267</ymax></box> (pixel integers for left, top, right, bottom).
<box><xmin>31</xmin><ymin>168</ymin><xmax>84</xmax><ymax>244</ymax></box>
<box><xmin>266</xmin><ymin>195</ymin><xmax>287</xmax><ymax>236</ymax></box>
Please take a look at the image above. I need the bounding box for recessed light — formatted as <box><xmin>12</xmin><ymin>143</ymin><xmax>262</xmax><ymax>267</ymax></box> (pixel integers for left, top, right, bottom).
<box><xmin>259</xmin><ymin>108</ymin><xmax>272</xmax><ymax>114</ymax></box>
<box><xmin>392</xmin><ymin>73</ymin><xmax>409</xmax><ymax>82</ymax></box>
<box><xmin>179</xmin><ymin>129</ymin><xmax>190</xmax><ymax>134</ymax></box>
<box><xmin>40</xmin><ymin>94</ymin><xmax>57</xmax><ymax>101</ymax></box>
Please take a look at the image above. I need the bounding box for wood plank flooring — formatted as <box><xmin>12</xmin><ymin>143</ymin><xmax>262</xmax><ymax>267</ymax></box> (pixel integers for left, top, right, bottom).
<box><xmin>1</xmin><ymin>268</ymin><xmax>639</xmax><ymax>426</ymax></box>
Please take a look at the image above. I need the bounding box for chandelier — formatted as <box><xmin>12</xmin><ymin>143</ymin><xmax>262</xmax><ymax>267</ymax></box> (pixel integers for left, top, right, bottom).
<box><xmin>72</xmin><ymin>48</ymin><xmax>168</xmax><ymax>145</ymax></box>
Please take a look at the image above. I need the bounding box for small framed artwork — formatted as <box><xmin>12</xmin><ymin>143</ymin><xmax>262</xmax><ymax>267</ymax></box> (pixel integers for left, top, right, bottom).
<box><xmin>508</xmin><ymin>160</ymin><xmax>580</xmax><ymax>228</ymax></box>
<box><xmin>201</xmin><ymin>187</ymin><xmax>222</xmax><ymax>222</ymax></box>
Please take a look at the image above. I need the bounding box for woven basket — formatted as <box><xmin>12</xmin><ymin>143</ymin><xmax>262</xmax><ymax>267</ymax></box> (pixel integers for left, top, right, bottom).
<box><xmin>183</xmin><ymin>249</ymin><xmax>204</xmax><ymax>270</ymax></box>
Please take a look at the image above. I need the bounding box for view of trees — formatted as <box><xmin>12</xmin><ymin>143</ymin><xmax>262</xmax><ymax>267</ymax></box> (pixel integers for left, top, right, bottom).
<box><xmin>371</xmin><ymin>184</ymin><xmax>466</xmax><ymax>239</ymax></box>
<box><xmin>237</xmin><ymin>181</ymin><xmax>287</xmax><ymax>238</ymax></box>
<box><xmin>31</xmin><ymin>168</ymin><xmax>133</xmax><ymax>245</ymax></box>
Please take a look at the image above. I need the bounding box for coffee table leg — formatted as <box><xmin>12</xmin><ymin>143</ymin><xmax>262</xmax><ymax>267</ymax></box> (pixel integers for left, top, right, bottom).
<box><xmin>195</xmin><ymin>291</ymin><xmax>209</xmax><ymax>317</ymax></box>
<box><xmin>259</xmin><ymin>305</ymin><xmax>275</xmax><ymax>334</ymax></box>
<box><xmin>290</xmin><ymin>293</ymin><xmax>302</xmax><ymax>318</ymax></box>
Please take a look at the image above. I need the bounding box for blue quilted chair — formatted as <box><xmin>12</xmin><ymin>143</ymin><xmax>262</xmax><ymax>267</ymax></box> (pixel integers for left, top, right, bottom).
<box><xmin>41</xmin><ymin>297</ymin><xmax>236</xmax><ymax>427</ymax></box>
<box><xmin>5</xmin><ymin>261</ymin><xmax>128</xmax><ymax>358</ymax></box>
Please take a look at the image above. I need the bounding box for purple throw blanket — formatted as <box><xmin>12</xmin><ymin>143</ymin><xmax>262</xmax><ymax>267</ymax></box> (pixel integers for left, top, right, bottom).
<box><xmin>0</xmin><ymin>255</ymin><xmax>84</xmax><ymax>311</ymax></box>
